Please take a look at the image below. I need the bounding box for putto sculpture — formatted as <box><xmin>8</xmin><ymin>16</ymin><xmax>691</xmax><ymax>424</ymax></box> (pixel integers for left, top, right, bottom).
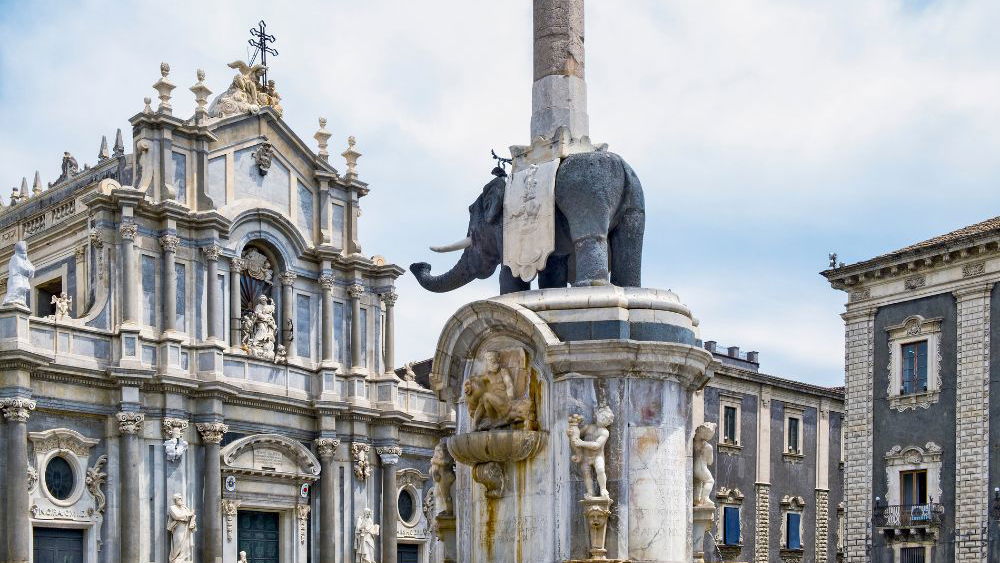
<box><xmin>51</xmin><ymin>292</ymin><xmax>72</xmax><ymax>320</ymax></box>
<box><xmin>2</xmin><ymin>241</ymin><xmax>34</xmax><ymax>307</ymax></box>
<box><xmin>429</xmin><ymin>441</ymin><xmax>456</xmax><ymax>516</ymax></box>
<box><xmin>567</xmin><ymin>403</ymin><xmax>614</xmax><ymax>499</ymax></box>
<box><xmin>693</xmin><ymin>422</ymin><xmax>717</xmax><ymax>507</ymax></box>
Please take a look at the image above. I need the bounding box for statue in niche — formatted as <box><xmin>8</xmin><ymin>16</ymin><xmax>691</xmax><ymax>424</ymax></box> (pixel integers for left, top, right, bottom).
<box><xmin>240</xmin><ymin>295</ymin><xmax>277</xmax><ymax>360</ymax></box>
<box><xmin>463</xmin><ymin>348</ymin><xmax>537</xmax><ymax>431</ymax></box>
<box><xmin>430</xmin><ymin>441</ymin><xmax>455</xmax><ymax>515</ymax></box>
<box><xmin>354</xmin><ymin>507</ymin><xmax>379</xmax><ymax>563</ymax></box>
<box><xmin>567</xmin><ymin>403</ymin><xmax>614</xmax><ymax>499</ymax></box>
<box><xmin>693</xmin><ymin>422</ymin><xmax>717</xmax><ymax>507</ymax></box>
<box><xmin>2</xmin><ymin>241</ymin><xmax>34</xmax><ymax>307</ymax></box>
<box><xmin>51</xmin><ymin>292</ymin><xmax>72</xmax><ymax>320</ymax></box>
<box><xmin>167</xmin><ymin>493</ymin><xmax>197</xmax><ymax>562</ymax></box>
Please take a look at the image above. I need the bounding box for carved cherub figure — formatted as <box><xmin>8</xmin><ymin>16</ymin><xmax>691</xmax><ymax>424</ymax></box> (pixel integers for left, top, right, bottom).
<box><xmin>567</xmin><ymin>403</ymin><xmax>614</xmax><ymax>499</ymax></box>
<box><xmin>693</xmin><ymin>422</ymin><xmax>717</xmax><ymax>507</ymax></box>
<box><xmin>51</xmin><ymin>292</ymin><xmax>72</xmax><ymax>320</ymax></box>
<box><xmin>464</xmin><ymin>351</ymin><xmax>515</xmax><ymax>429</ymax></box>
<box><xmin>429</xmin><ymin>441</ymin><xmax>455</xmax><ymax>515</ymax></box>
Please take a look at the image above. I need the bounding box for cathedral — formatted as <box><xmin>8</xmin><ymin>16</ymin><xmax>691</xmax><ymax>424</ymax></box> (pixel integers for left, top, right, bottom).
<box><xmin>0</xmin><ymin>58</ymin><xmax>447</xmax><ymax>563</ymax></box>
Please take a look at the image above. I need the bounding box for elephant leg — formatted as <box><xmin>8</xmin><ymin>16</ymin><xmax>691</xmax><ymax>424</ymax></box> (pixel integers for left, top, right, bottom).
<box><xmin>538</xmin><ymin>254</ymin><xmax>569</xmax><ymax>289</ymax></box>
<box><xmin>571</xmin><ymin>233</ymin><xmax>610</xmax><ymax>286</ymax></box>
<box><xmin>610</xmin><ymin>208</ymin><xmax>645</xmax><ymax>287</ymax></box>
<box><xmin>500</xmin><ymin>266</ymin><xmax>531</xmax><ymax>294</ymax></box>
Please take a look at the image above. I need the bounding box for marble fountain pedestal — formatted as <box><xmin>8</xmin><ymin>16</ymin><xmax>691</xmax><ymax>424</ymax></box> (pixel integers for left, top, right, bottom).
<box><xmin>428</xmin><ymin>286</ymin><xmax>715</xmax><ymax>563</ymax></box>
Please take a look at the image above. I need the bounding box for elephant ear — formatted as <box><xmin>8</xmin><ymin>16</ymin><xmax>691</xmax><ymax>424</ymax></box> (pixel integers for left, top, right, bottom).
<box><xmin>483</xmin><ymin>178</ymin><xmax>505</xmax><ymax>225</ymax></box>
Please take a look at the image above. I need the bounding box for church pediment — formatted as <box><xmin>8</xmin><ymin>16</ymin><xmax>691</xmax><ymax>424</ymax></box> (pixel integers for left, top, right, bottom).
<box><xmin>220</xmin><ymin>434</ymin><xmax>320</xmax><ymax>479</ymax></box>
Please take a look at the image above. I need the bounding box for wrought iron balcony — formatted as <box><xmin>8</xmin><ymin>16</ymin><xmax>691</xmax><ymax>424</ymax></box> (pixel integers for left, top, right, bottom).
<box><xmin>874</xmin><ymin>503</ymin><xmax>944</xmax><ymax>530</ymax></box>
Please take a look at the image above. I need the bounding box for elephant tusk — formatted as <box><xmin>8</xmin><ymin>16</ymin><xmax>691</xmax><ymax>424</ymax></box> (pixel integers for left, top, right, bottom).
<box><xmin>430</xmin><ymin>237</ymin><xmax>472</xmax><ymax>253</ymax></box>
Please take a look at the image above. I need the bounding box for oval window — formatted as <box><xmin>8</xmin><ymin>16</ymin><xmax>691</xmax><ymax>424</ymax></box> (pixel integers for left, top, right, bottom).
<box><xmin>398</xmin><ymin>488</ymin><xmax>415</xmax><ymax>523</ymax></box>
<box><xmin>45</xmin><ymin>456</ymin><xmax>74</xmax><ymax>500</ymax></box>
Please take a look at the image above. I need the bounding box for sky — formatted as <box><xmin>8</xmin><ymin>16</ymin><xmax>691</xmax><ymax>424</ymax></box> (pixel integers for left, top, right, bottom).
<box><xmin>3</xmin><ymin>0</ymin><xmax>1000</xmax><ymax>386</ymax></box>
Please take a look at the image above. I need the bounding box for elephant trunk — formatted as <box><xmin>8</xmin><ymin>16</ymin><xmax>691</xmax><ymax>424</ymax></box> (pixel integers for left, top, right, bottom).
<box><xmin>410</xmin><ymin>252</ymin><xmax>480</xmax><ymax>293</ymax></box>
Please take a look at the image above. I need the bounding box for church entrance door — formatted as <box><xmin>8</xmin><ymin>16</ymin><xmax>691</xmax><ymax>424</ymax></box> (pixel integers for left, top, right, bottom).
<box><xmin>33</xmin><ymin>527</ymin><xmax>84</xmax><ymax>563</ymax></box>
<box><xmin>238</xmin><ymin>510</ymin><xmax>280</xmax><ymax>563</ymax></box>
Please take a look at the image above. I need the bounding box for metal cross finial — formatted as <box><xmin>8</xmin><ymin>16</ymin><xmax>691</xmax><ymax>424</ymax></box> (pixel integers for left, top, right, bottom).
<box><xmin>248</xmin><ymin>20</ymin><xmax>278</xmax><ymax>86</ymax></box>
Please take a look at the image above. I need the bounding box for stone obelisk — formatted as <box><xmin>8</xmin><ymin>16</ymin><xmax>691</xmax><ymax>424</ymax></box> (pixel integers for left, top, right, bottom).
<box><xmin>531</xmin><ymin>0</ymin><xmax>588</xmax><ymax>142</ymax></box>
<box><xmin>512</xmin><ymin>0</ymin><xmax>603</xmax><ymax>171</ymax></box>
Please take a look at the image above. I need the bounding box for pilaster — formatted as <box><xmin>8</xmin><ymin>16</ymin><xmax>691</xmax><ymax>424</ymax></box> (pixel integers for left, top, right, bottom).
<box><xmin>841</xmin><ymin>306</ymin><xmax>876</xmax><ymax>563</ymax></box>
<box><xmin>953</xmin><ymin>284</ymin><xmax>993</xmax><ymax>562</ymax></box>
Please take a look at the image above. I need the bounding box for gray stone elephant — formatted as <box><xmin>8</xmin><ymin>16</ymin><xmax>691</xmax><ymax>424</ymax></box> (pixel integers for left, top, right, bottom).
<box><xmin>410</xmin><ymin>150</ymin><xmax>645</xmax><ymax>294</ymax></box>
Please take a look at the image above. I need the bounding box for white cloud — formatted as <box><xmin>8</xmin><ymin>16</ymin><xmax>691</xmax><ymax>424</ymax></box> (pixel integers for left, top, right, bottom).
<box><xmin>3</xmin><ymin>1</ymin><xmax>1000</xmax><ymax>387</ymax></box>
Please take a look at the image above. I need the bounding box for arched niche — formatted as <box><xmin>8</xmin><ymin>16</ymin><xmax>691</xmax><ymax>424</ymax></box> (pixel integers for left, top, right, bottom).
<box><xmin>220</xmin><ymin>434</ymin><xmax>321</xmax><ymax>480</ymax></box>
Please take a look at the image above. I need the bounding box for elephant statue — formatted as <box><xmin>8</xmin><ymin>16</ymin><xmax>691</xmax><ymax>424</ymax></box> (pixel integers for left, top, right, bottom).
<box><xmin>411</xmin><ymin>150</ymin><xmax>645</xmax><ymax>294</ymax></box>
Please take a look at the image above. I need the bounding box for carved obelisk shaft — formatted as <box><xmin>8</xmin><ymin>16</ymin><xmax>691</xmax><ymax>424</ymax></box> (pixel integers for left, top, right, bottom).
<box><xmin>531</xmin><ymin>0</ymin><xmax>589</xmax><ymax>141</ymax></box>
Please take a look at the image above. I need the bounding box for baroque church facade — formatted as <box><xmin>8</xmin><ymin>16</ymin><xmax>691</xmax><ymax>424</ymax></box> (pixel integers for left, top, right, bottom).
<box><xmin>0</xmin><ymin>61</ymin><xmax>448</xmax><ymax>563</ymax></box>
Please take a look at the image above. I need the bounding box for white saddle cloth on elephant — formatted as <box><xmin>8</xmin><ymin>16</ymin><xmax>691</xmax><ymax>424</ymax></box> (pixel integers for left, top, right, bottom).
<box><xmin>503</xmin><ymin>158</ymin><xmax>559</xmax><ymax>282</ymax></box>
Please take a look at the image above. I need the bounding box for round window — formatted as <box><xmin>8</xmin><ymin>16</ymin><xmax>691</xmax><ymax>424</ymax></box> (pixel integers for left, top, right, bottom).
<box><xmin>45</xmin><ymin>456</ymin><xmax>75</xmax><ymax>500</ymax></box>
<box><xmin>398</xmin><ymin>488</ymin><xmax>415</xmax><ymax>523</ymax></box>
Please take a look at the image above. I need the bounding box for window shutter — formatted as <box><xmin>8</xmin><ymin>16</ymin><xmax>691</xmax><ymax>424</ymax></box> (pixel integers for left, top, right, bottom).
<box><xmin>724</xmin><ymin>506</ymin><xmax>740</xmax><ymax>545</ymax></box>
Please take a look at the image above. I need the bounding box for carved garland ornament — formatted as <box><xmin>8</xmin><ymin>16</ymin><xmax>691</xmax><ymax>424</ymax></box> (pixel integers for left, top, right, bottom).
<box><xmin>86</xmin><ymin>455</ymin><xmax>108</xmax><ymax>516</ymax></box>
<box><xmin>351</xmin><ymin>442</ymin><xmax>372</xmax><ymax>480</ymax></box>
<box><xmin>296</xmin><ymin>504</ymin><xmax>310</xmax><ymax>544</ymax></box>
<box><xmin>222</xmin><ymin>499</ymin><xmax>241</xmax><ymax>542</ymax></box>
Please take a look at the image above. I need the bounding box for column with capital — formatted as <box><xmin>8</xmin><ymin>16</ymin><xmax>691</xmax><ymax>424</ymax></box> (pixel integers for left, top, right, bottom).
<box><xmin>377</xmin><ymin>445</ymin><xmax>402</xmax><ymax>563</ymax></box>
<box><xmin>203</xmin><ymin>245</ymin><xmax>222</xmax><ymax>340</ymax></box>
<box><xmin>316</xmin><ymin>438</ymin><xmax>341</xmax><ymax>563</ymax></box>
<box><xmin>117</xmin><ymin>411</ymin><xmax>145</xmax><ymax>562</ymax></box>
<box><xmin>319</xmin><ymin>275</ymin><xmax>336</xmax><ymax>364</ymax></box>
<box><xmin>280</xmin><ymin>272</ymin><xmax>297</xmax><ymax>360</ymax></box>
<box><xmin>120</xmin><ymin>221</ymin><xmax>139</xmax><ymax>323</ymax></box>
<box><xmin>160</xmin><ymin>234</ymin><xmax>180</xmax><ymax>331</ymax></box>
<box><xmin>348</xmin><ymin>283</ymin><xmax>364</xmax><ymax>369</ymax></box>
<box><xmin>197</xmin><ymin>422</ymin><xmax>228</xmax><ymax>562</ymax></box>
<box><xmin>229</xmin><ymin>258</ymin><xmax>244</xmax><ymax>347</ymax></box>
<box><xmin>380</xmin><ymin>291</ymin><xmax>397</xmax><ymax>373</ymax></box>
<box><xmin>2</xmin><ymin>397</ymin><xmax>35</xmax><ymax>563</ymax></box>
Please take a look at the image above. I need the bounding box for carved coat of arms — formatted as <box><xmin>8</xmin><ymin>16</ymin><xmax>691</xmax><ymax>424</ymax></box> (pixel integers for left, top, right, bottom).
<box><xmin>503</xmin><ymin>159</ymin><xmax>559</xmax><ymax>281</ymax></box>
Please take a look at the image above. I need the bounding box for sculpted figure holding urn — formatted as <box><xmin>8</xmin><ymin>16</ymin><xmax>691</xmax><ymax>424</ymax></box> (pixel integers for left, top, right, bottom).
<box><xmin>692</xmin><ymin>422</ymin><xmax>717</xmax><ymax>507</ymax></box>
<box><xmin>567</xmin><ymin>403</ymin><xmax>614</xmax><ymax>499</ymax></box>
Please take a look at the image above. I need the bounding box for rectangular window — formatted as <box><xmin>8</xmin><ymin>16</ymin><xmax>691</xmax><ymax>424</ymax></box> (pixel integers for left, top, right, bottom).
<box><xmin>723</xmin><ymin>406</ymin><xmax>738</xmax><ymax>444</ymax></box>
<box><xmin>296</xmin><ymin>294</ymin><xmax>312</xmax><ymax>358</ymax></box>
<box><xmin>142</xmin><ymin>255</ymin><xmax>156</xmax><ymax>327</ymax></box>
<box><xmin>901</xmin><ymin>546</ymin><xmax>926</xmax><ymax>563</ymax></box>
<box><xmin>334</xmin><ymin>301</ymin><xmax>345</xmax><ymax>363</ymax></box>
<box><xmin>786</xmin><ymin>513</ymin><xmax>801</xmax><ymax>550</ymax></box>
<box><xmin>901</xmin><ymin>340</ymin><xmax>929</xmax><ymax>395</ymax></box>
<box><xmin>900</xmin><ymin>469</ymin><xmax>928</xmax><ymax>506</ymax></box>
<box><xmin>175</xmin><ymin>263</ymin><xmax>186</xmax><ymax>331</ymax></box>
<box><xmin>723</xmin><ymin>506</ymin><xmax>740</xmax><ymax>546</ymax></box>
<box><xmin>787</xmin><ymin>417</ymin><xmax>800</xmax><ymax>453</ymax></box>
<box><xmin>171</xmin><ymin>152</ymin><xmax>187</xmax><ymax>204</ymax></box>
<box><xmin>331</xmin><ymin>203</ymin><xmax>345</xmax><ymax>249</ymax></box>
<box><xmin>360</xmin><ymin>307</ymin><xmax>368</xmax><ymax>368</ymax></box>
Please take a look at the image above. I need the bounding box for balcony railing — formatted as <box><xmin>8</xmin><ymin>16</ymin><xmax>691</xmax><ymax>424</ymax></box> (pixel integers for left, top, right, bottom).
<box><xmin>874</xmin><ymin>503</ymin><xmax>944</xmax><ymax>528</ymax></box>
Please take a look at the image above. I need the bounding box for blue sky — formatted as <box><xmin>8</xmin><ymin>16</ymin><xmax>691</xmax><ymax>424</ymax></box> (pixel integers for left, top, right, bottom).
<box><xmin>3</xmin><ymin>0</ymin><xmax>1000</xmax><ymax>386</ymax></box>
